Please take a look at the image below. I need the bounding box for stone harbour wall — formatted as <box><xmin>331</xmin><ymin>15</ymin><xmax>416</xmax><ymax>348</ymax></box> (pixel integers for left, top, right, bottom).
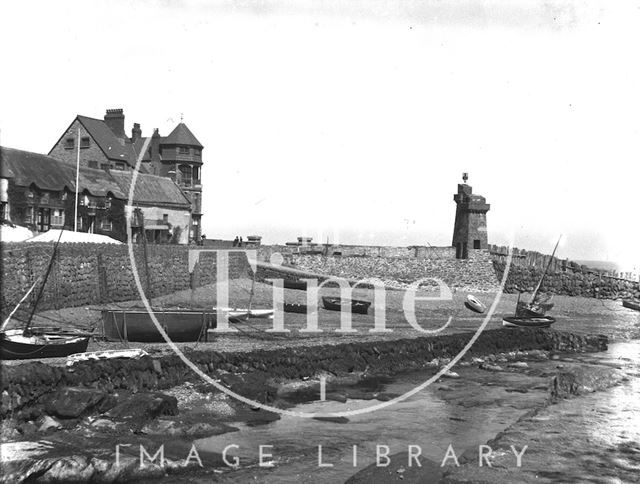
<box><xmin>0</xmin><ymin>242</ymin><xmax>251</xmax><ymax>314</ymax></box>
<box><xmin>494</xmin><ymin>261</ymin><xmax>640</xmax><ymax>300</ymax></box>
<box><xmin>0</xmin><ymin>328</ymin><xmax>608</xmax><ymax>419</ymax></box>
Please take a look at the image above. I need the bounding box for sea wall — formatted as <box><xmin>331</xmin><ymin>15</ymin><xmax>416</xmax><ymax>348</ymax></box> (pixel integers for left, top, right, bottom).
<box><xmin>494</xmin><ymin>260</ymin><xmax>640</xmax><ymax>300</ymax></box>
<box><xmin>0</xmin><ymin>242</ymin><xmax>251</xmax><ymax>314</ymax></box>
<box><xmin>0</xmin><ymin>328</ymin><xmax>608</xmax><ymax>419</ymax></box>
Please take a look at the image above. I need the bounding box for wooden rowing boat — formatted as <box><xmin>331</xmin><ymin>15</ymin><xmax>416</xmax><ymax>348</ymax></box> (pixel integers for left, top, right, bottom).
<box><xmin>622</xmin><ymin>300</ymin><xmax>640</xmax><ymax>312</ymax></box>
<box><xmin>502</xmin><ymin>316</ymin><xmax>556</xmax><ymax>328</ymax></box>
<box><xmin>464</xmin><ymin>294</ymin><xmax>486</xmax><ymax>314</ymax></box>
<box><xmin>321</xmin><ymin>297</ymin><xmax>371</xmax><ymax>315</ymax></box>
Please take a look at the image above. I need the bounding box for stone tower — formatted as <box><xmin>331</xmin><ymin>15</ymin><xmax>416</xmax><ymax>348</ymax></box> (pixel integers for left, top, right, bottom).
<box><xmin>452</xmin><ymin>173</ymin><xmax>490</xmax><ymax>259</ymax></box>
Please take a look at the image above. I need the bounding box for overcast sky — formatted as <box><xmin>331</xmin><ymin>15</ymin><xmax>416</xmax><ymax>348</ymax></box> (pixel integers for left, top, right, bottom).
<box><xmin>1</xmin><ymin>1</ymin><xmax>638</xmax><ymax>271</ymax></box>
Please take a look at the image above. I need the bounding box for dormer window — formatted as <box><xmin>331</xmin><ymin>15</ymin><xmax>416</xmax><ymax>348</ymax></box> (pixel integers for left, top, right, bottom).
<box><xmin>80</xmin><ymin>137</ymin><xmax>90</xmax><ymax>149</ymax></box>
<box><xmin>178</xmin><ymin>146</ymin><xmax>190</xmax><ymax>155</ymax></box>
<box><xmin>65</xmin><ymin>138</ymin><xmax>75</xmax><ymax>150</ymax></box>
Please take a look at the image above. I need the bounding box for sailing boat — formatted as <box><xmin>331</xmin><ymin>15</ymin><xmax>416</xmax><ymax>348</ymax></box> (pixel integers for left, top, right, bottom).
<box><xmin>0</xmin><ymin>231</ymin><xmax>91</xmax><ymax>359</ymax></box>
<box><xmin>502</xmin><ymin>236</ymin><xmax>561</xmax><ymax>329</ymax></box>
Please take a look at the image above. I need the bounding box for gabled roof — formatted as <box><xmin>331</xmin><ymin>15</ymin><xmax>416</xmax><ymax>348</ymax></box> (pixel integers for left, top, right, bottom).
<box><xmin>1</xmin><ymin>146</ymin><xmax>190</xmax><ymax>208</ymax></box>
<box><xmin>163</xmin><ymin>123</ymin><xmax>203</xmax><ymax>148</ymax></box>
<box><xmin>1</xmin><ymin>146</ymin><xmax>75</xmax><ymax>191</ymax></box>
<box><xmin>109</xmin><ymin>171</ymin><xmax>191</xmax><ymax>207</ymax></box>
<box><xmin>76</xmin><ymin>115</ymin><xmax>137</xmax><ymax>163</ymax></box>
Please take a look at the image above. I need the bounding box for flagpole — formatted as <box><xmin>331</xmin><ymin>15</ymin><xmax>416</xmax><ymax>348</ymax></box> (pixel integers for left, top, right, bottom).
<box><xmin>74</xmin><ymin>127</ymin><xmax>80</xmax><ymax>231</ymax></box>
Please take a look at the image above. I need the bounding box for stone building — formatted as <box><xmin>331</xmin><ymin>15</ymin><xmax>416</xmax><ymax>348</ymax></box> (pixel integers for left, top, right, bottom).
<box><xmin>48</xmin><ymin>108</ymin><xmax>203</xmax><ymax>241</ymax></box>
<box><xmin>0</xmin><ymin>146</ymin><xmax>192</xmax><ymax>243</ymax></box>
<box><xmin>452</xmin><ymin>174</ymin><xmax>490</xmax><ymax>259</ymax></box>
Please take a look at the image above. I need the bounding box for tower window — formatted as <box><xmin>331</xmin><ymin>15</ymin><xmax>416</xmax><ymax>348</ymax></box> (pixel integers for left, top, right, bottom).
<box><xmin>179</xmin><ymin>146</ymin><xmax>190</xmax><ymax>154</ymax></box>
<box><xmin>473</xmin><ymin>239</ymin><xmax>481</xmax><ymax>249</ymax></box>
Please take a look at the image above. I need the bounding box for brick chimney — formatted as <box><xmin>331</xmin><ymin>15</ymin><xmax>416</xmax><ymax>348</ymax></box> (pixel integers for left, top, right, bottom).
<box><xmin>150</xmin><ymin>128</ymin><xmax>161</xmax><ymax>161</ymax></box>
<box><xmin>104</xmin><ymin>109</ymin><xmax>126</xmax><ymax>139</ymax></box>
<box><xmin>131</xmin><ymin>122</ymin><xmax>142</xmax><ymax>142</ymax></box>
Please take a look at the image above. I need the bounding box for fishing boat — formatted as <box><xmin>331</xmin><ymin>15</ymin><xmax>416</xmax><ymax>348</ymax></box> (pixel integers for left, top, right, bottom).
<box><xmin>321</xmin><ymin>297</ymin><xmax>371</xmax><ymax>315</ymax></box>
<box><xmin>622</xmin><ymin>300</ymin><xmax>640</xmax><ymax>312</ymax></box>
<box><xmin>502</xmin><ymin>316</ymin><xmax>556</xmax><ymax>328</ymax></box>
<box><xmin>283</xmin><ymin>303</ymin><xmax>309</xmax><ymax>314</ymax></box>
<box><xmin>1</xmin><ymin>328</ymin><xmax>90</xmax><ymax>360</ymax></box>
<box><xmin>0</xmin><ymin>231</ymin><xmax>92</xmax><ymax>360</ymax></box>
<box><xmin>101</xmin><ymin>309</ymin><xmax>212</xmax><ymax>342</ymax></box>
<box><xmin>504</xmin><ymin>236</ymin><xmax>561</xmax><ymax>329</ymax></box>
<box><xmin>464</xmin><ymin>294</ymin><xmax>486</xmax><ymax>314</ymax></box>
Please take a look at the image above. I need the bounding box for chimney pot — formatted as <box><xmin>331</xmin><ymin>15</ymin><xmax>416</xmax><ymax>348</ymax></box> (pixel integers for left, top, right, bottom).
<box><xmin>104</xmin><ymin>108</ymin><xmax>126</xmax><ymax>139</ymax></box>
<box><xmin>132</xmin><ymin>122</ymin><xmax>142</xmax><ymax>142</ymax></box>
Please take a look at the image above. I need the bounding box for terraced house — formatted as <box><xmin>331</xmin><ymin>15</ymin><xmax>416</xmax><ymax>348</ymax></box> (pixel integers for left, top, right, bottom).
<box><xmin>0</xmin><ymin>147</ymin><xmax>192</xmax><ymax>244</ymax></box>
<box><xmin>48</xmin><ymin>108</ymin><xmax>204</xmax><ymax>241</ymax></box>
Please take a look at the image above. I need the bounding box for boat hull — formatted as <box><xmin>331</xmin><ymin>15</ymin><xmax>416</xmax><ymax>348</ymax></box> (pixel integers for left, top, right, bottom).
<box><xmin>465</xmin><ymin>295</ymin><xmax>486</xmax><ymax>314</ymax></box>
<box><xmin>283</xmin><ymin>279</ymin><xmax>309</xmax><ymax>291</ymax></box>
<box><xmin>101</xmin><ymin>309</ymin><xmax>211</xmax><ymax>342</ymax></box>
<box><xmin>622</xmin><ymin>300</ymin><xmax>640</xmax><ymax>312</ymax></box>
<box><xmin>0</xmin><ymin>329</ymin><xmax>90</xmax><ymax>360</ymax></box>
<box><xmin>321</xmin><ymin>297</ymin><xmax>371</xmax><ymax>315</ymax></box>
<box><xmin>284</xmin><ymin>303</ymin><xmax>309</xmax><ymax>314</ymax></box>
<box><xmin>502</xmin><ymin>316</ymin><xmax>556</xmax><ymax>328</ymax></box>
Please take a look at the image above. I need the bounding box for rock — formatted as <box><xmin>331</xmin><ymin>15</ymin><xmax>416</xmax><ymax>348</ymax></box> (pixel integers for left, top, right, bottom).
<box><xmin>441</xmin><ymin>370</ymin><xmax>460</xmax><ymax>379</ymax></box>
<box><xmin>90</xmin><ymin>418</ymin><xmax>118</xmax><ymax>431</ymax></box>
<box><xmin>326</xmin><ymin>392</ymin><xmax>348</xmax><ymax>403</ymax></box>
<box><xmin>479</xmin><ymin>363</ymin><xmax>503</xmax><ymax>372</ymax></box>
<box><xmin>508</xmin><ymin>362</ymin><xmax>529</xmax><ymax>369</ymax></box>
<box><xmin>38</xmin><ymin>415</ymin><xmax>62</xmax><ymax>432</ymax></box>
<box><xmin>45</xmin><ymin>387</ymin><xmax>108</xmax><ymax>419</ymax></box>
<box><xmin>106</xmin><ymin>392</ymin><xmax>178</xmax><ymax>430</ymax></box>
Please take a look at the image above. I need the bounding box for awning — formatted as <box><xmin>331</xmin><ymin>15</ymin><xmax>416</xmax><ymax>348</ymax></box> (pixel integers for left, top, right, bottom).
<box><xmin>144</xmin><ymin>224</ymin><xmax>170</xmax><ymax>230</ymax></box>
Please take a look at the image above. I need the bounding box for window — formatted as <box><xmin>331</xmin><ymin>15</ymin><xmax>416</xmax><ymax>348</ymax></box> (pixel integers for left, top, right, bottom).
<box><xmin>61</xmin><ymin>192</ymin><xmax>68</xmax><ymax>201</ymax></box>
<box><xmin>77</xmin><ymin>216</ymin><xmax>83</xmax><ymax>230</ymax></box>
<box><xmin>100</xmin><ymin>217</ymin><xmax>112</xmax><ymax>231</ymax></box>
<box><xmin>100</xmin><ymin>163</ymin><xmax>110</xmax><ymax>171</ymax></box>
<box><xmin>163</xmin><ymin>214</ymin><xmax>169</xmax><ymax>223</ymax></box>
<box><xmin>179</xmin><ymin>164</ymin><xmax>192</xmax><ymax>186</ymax></box>
<box><xmin>194</xmin><ymin>149</ymin><xmax>201</xmax><ymax>156</ymax></box>
<box><xmin>192</xmin><ymin>218</ymin><xmax>199</xmax><ymax>226</ymax></box>
<box><xmin>473</xmin><ymin>239</ymin><xmax>481</xmax><ymax>249</ymax></box>
<box><xmin>105</xmin><ymin>197</ymin><xmax>112</xmax><ymax>209</ymax></box>
<box><xmin>80</xmin><ymin>137</ymin><xmax>90</xmax><ymax>149</ymax></box>
<box><xmin>64</xmin><ymin>138</ymin><xmax>75</xmax><ymax>150</ymax></box>
<box><xmin>0</xmin><ymin>202</ymin><xmax>8</xmax><ymax>220</ymax></box>
<box><xmin>88</xmin><ymin>160</ymin><xmax>98</xmax><ymax>169</ymax></box>
<box><xmin>25</xmin><ymin>206</ymin><xmax>34</xmax><ymax>224</ymax></box>
<box><xmin>26</xmin><ymin>189</ymin><xmax>34</xmax><ymax>199</ymax></box>
<box><xmin>51</xmin><ymin>209</ymin><xmax>65</xmax><ymax>226</ymax></box>
<box><xmin>114</xmin><ymin>162</ymin><xmax>125</xmax><ymax>170</ymax></box>
<box><xmin>178</xmin><ymin>146</ymin><xmax>190</xmax><ymax>155</ymax></box>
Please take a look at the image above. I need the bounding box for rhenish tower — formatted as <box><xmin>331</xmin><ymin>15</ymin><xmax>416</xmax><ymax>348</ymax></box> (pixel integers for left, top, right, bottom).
<box><xmin>452</xmin><ymin>173</ymin><xmax>490</xmax><ymax>259</ymax></box>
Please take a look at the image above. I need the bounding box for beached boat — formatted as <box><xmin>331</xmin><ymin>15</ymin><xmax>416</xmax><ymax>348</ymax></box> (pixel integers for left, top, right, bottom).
<box><xmin>1</xmin><ymin>231</ymin><xmax>92</xmax><ymax>360</ymax></box>
<box><xmin>283</xmin><ymin>303</ymin><xmax>309</xmax><ymax>314</ymax></box>
<box><xmin>502</xmin><ymin>316</ymin><xmax>556</xmax><ymax>328</ymax></box>
<box><xmin>622</xmin><ymin>300</ymin><xmax>640</xmax><ymax>312</ymax></box>
<box><xmin>101</xmin><ymin>309</ymin><xmax>212</xmax><ymax>342</ymax></box>
<box><xmin>66</xmin><ymin>348</ymin><xmax>148</xmax><ymax>366</ymax></box>
<box><xmin>283</xmin><ymin>279</ymin><xmax>309</xmax><ymax>290</ymax></box>
<box><xmin>464</xmin><ymin>294</ymin><xmax>486</xmax><ymax>314</ymax></box>
<box><xmin>321</xmin><ymin>297</ymin><xmax>371</xmax><ymax>315</ymax></box>
<box><xmin>1</xmin><ymin>328</ymin><xmax>90</xmax><ymax>360</ymax></box>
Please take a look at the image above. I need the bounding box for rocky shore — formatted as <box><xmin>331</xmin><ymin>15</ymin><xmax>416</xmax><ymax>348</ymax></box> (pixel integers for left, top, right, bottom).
<box><xmin>1</xmin><ymin>328</ymin><xmax>612</xmax><ymax>483</ymax></box>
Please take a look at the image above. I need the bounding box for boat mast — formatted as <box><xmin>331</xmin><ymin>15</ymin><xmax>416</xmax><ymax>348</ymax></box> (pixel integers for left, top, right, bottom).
<box><xmin>529</xmin><ymin>235</ymin><xmax>562</xmax><ymax>304</ymax></box>
<box><xmin>1</xmin><ymin>278</ymin><xmax>40</xmax><ymax>332</ymax></box>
